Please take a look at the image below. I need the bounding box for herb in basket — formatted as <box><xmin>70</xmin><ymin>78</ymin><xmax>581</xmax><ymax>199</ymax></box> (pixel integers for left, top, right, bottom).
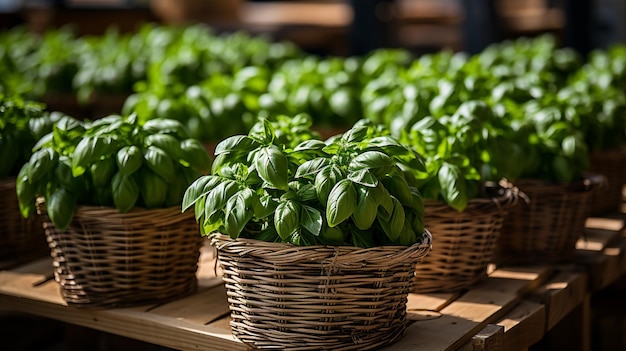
<box><xmin>182</xmin><ymin>117</ymin><xmax>428</xmax><ymax>248</ymax></box>
<box><xmin>16</xmin><ymin>114</ymin><xmax>212</xmax><ymax>231</ymax></box>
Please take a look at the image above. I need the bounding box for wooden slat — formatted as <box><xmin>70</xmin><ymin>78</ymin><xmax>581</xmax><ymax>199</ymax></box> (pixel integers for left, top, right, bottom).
<box><xmin>497</xmin><ymin>300</ymin><xmax>545</xmax><ymax>350</ymax></box>
<box><xmin>470</xmin><ymin>324</ymin><xmax>505</xmax><ymax>351</ymax></box>
<box><xmin>530</xmin><ymin>271</ymin><xmax>587</xmax><ymax>330</ymax></box>
<box><xmin>147</xmin><ymin>284</ymin><xmax>230</xmax><ymax>325</ymax></box>
<box><xmin>576</xmin><ymin>237</ymin><xmax>626</xmax><ymax>291</ymax></box>
<box><xmin>0</xmin><ymin>293</ymin><xmax>246</xmax><ymax>351</ymax></box>
<box><xmin>407</xmin><ymin>292</ymin><xmax>458</xmax><ymax>320</ymax></box>
<box><xmin>585</xmin><ymin>217</ymin><xmax>624</xmax><ymax>232</ymax></box>
<box><xmin>383</xmin><ymin>266</ymin><xmax>551</xmax><ymax>351</ymax></box>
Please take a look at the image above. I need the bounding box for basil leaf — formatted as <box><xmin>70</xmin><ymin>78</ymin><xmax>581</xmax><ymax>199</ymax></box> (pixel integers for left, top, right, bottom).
<box><xmin>72</xmin><ymin>136</ymin><xmax>118</xmax><ymax>177</ymax></box>
<box><xmin>255</xmin><ymin>145</ymin><xmax>289</xmax><ymax>190</ymax></box>
<box><xmin>347</xmin><ymin>169</ymin><xmax>378</xmax><ymax>187</ymax></box>
<box><xmin>180</xmin><ymin>138</ymin><xmax>212</xmax><ymax>172</ymax></box>
<box><xmin>28</xmin><ymin>148</ymin><xmax>58</xmax><ymax>183</ymax></box>
<box><xmin>438</xmin><ymin>162</ymin><xmax>468</xmax><ymax>211</ymax></box>
<box><xmin>275</xmin><ymin>200</ymin><xmax>300</xmax><ymax>240</ymax></box>
<box><xmin>326</xmin><ymin>179</ymin><xmax>357</xmax><ymax>227</ymax></box>
<box><xmin>112</xmin><ymin>172</ymin><xmax>139</xmax><ymax>213</ymax></box>
<box><xmin>214</xmin><ymin>135</ymin><xmax>258</xmax><ymax>156</ymax></box>
<box><xmin>116</xmin><ymin>145</ymin><xmax>143</xmax><ymax>176</ymax></box>
<box><xmin>47</xmin><ymin>188</ymin><xmax>76</xmax><ymax>231</ymax></box>
<box><xmin>295</xmin><ymin>158</ymin><xmax>331</xmax><ymax>178</ymax></box>
<box><xmin>224</xmin><ymin>189</ymin><xmax>255</xmax><ymax>239</ymax></box>
<box><xmin>144</xmin><ymin>145</ymin><xmax>176</xmax><ymax>182</ymax></box>
<box><xmin>300</xmin><ymin>205</ymin><xmax>322</xmax><ymax>236</ymax></box>
<box><xmin>315</xmin><ymin>165</ymin><xmax>342</xmax><ymax>205</ymax></box>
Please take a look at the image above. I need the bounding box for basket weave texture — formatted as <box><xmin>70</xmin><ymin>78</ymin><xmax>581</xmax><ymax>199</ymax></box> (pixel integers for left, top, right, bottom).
<box><xmin>211</xmin><ymin>231</ymin><xmax>432</xmax><ymax>350</ymax></box>
<box><xmin>497</xmin><ymin>178</ymin><xmax>596</xmax><ymax>265</ymax></box>
<box><xmin>39</xmin><ymin>203</ymin><xmax>202</xmax><ymax>308</ymax></box>
<box><xmin>0</xmin><ymin>177</ymin><xmax>48</xmax><ymax>262</ymax></box>
<box><xmin>588</xmin><ymin>149</ymin><xmax>626</xmax><ymax>215</ymax></box>
<box><xmin>413</xmin><ymin>182</ymin><xmax>519</xmax><ymax>293</ymax></box>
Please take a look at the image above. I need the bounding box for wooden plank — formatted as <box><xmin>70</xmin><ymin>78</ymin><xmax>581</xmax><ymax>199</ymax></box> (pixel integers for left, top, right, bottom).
<box><xmin>383</xmin><ymin>266</ymin><xmax>552</xmax><ymax>351</ymax></box>
<box><xmin>497</xmin><ymin>300</ymin><xmax>545</xmax><ymax>350</ymax></box>
<box><xmin>0</xmin><ymin>271</ymin><xmax>65</xmax><ymax>305</ymax></box>
<box><xmin>207</xmin><ymin>315</ymin><xmax>233</xmax><ymax>331</ymax></box>
<box><xmin>576</xmin><ymin>237</ymin><xmax>626</xmax><ymax>291</ymax></box>
<box><xmin>407</xmin><ymin>292</ymin><xmax>458</xmax><ymax>320</ymax></box>
<box><xmin>577</xmin><ymin>228</ymin><xmax>620</xmax><ymax>251</ymax></box>
<box><xmin>458</xmin><ymin>324</ymin><xmax>505</xmax><ymax>351</ymax></box>
<box><xmin>585</xmin><ymin>217</ymin><xmax>624</xmax><ymax>232</ymax></box>
<box><xmin>0</xmin><ymin>293</ymin><xmax>246</xmax><ymax>351</ymax></box>
<box><xmin>147</xmin><ymin>284</ymin><xmax>230</xmax><ymax>325</ymax></box>
<box><xmin>530</xmin><ymin>271</ymin><xmax>587</xmax><ymax>330</ymax></box>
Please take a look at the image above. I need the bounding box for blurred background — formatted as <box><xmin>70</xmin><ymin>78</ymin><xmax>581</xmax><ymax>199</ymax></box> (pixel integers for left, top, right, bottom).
<box><xmin>0</xmin><ymin>0</ymin><xmax>624</xmax><ymax>57</ymax></box>
<box><xmin>2</xmin><ymin>1</ymin><xmax>626</xmax><ymax>351</ymax></box>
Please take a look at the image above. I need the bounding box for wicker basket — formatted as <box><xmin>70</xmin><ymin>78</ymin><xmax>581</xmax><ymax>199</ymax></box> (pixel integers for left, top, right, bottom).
<box><xmin>588</xmin><ymin>148</ymin><xmax>626</xmax><ymax>215</ymax></box>
<box><xmin>38</xmin><ymin>203</ymin><xmax>203</xmax><ymax>308</ymax></box>
<box><xmin>413</xmin><ymin>181</ymin><xmax>519</xmax><ymax>293</ymax></box>
<box><xmin>211</xmin><ymin>231</ymin><xmax>432</xmax><ymax>350</ymax></box>
<box><xmin>497</xmin><ymin>177</ymin><xmax>600</xmax><ymax>265</ymax></box>
<box><xmin>0</xmin><ymin>177</ymin><xmax>48</xmax><ymax>263</ymax></box>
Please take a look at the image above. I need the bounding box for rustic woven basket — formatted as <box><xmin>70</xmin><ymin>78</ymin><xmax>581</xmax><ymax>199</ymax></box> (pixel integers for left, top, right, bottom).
<box><xmin>211</xmin><ymin>231</ymin><xmax>432</xmax><ymax>350</ymax></box>
<box><xmin>38</xmin><ymin>203</ymin><xmax>203</xmax><ymax>308</ymax></box>
<box><xmin>497</xmin><ymin>177</ymin><xmax>599</xmax><ymax>265</ymax></box>
<box><xmin>413</xmin><ymin>181</ymin><xmax>519</xmax><ymax>293</ymax></box>
<box><xmin>0</xmin><ymin>177</ymin><xmax>48</xmax><ymax>262</ymax></box>
<box><xmin>588</xmin><ymin>149</ymin><xmax>626</xmax><ymax>215</ymax></box>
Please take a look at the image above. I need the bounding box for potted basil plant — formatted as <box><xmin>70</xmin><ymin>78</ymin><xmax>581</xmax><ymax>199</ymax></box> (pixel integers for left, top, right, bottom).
<box><xmin>182</xmin><ymin>117</ymin><xmax>432</xmax><ymax>350</ymax></box>
<box><xmin>16</xmin><ymin>114</ymin><xmax>212</xmax><ymax>308</ymax></box>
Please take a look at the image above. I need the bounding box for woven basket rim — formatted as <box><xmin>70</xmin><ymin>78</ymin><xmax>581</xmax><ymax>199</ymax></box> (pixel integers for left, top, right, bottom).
<box><xmin>210</xmin><ymin>229</ymin><xmax>432</xmax><ymax>252</ymax></box>
<box><xmin>36</xmin><ymin>197</ymin><xmax>186</xmax><ymax>217</ymax></box>
<box><xmin>514</xmin><ymin>173</ymin><xmax>605</xmax><ymax>193</ymax></box>
<box><xmin>423</xmin><ymin>178</ymin><xmax>520</xmax><ymax>212</ymax></box>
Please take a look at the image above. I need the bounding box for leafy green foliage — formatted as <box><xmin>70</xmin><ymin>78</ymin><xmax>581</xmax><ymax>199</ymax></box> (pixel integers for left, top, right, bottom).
<box><xmin>16</xmin><ymin>114</ymin><xmax>212</xmax><ymax>230</ymax></box>
<box><xmin>182</xmin><ymin>116</ymin><xmax>427</xmax><ymax>248</ymax></box>
<box><xmin>0</xmin><ymin>95</ymin><xmax>54</xmax><ymax>178</ymax></box>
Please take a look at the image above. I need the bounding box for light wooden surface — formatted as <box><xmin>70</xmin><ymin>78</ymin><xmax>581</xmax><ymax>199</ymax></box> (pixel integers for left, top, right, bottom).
<box><xmin>0</xmin><ymin>212</ymin><xmax>625</xmax><ymax>351</ymax></box>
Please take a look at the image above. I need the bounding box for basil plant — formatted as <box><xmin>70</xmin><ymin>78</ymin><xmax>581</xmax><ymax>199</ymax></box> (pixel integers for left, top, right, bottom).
<box><xmin>182</xmin><ymin>117</ymin><xmax>428</xmax><ymax>248</ymax></box>
<box><xmin>17</xmin><ymin>114</ymin><xmax>212</xmax><ymax>231</ymax></box>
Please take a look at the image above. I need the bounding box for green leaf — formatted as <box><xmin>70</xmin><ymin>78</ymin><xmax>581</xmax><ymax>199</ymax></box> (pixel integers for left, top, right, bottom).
<box><xmin>145</xmin><ymin>134</ymin><xmax>182</xmax><ymax>161</ymax></box>
<box><xmin>116</xmin><ymin>145</ymin><xmax>143</xmax><ymax>176</ymax></box>
<box><xmin>254</xmin><ymin>194</ymin><xmax>278</xmax><ymax>219</ymax></box>
<box><xmin>71</xmin><ymin>136</ymin><xmax>118</xmax><ymax>177</ymax></box>
<box><xmin>382</xmin><ymin>172</ymin><xmax>413</xmax><ymax>206</ymax></box>
<box><xmin>181</xmin><ymin>175</ymin><xmax>216</xmax><ymax>212</ymax></box>
<box><xmin>349</xmin><ymin>150</ymin><xmax>394</xmax><ymax>171</ymax></box>
<box><xmin>214</xmin><ymin>135</ymin><xmax>258</xmax><ymax>156</ymax></box>
<box><xmin>347</xmin><ymin>169</ymin><xmax>378</xmax><ymax>187</ymax></box>
<box><xmin>180</xmin><ymin>138</ymin><xmax>212</xmax><ymax>172</ymax></box>
<box><xmin>352</xmin><ymin>185</ymin><xmax>379</xmax><ymax>230</ymax></box>
<box><xmin>111</xmin><ymin>172</ymin><xmax>139</xmax><ymax>212</ymax></box>
<box><xmin>28</xmin><ymin>148</ymin><xmax>58</xmax><ymax>183</ymax></box>
<box><xmin>144</xmin><ymin>145</ymin><xmax>176</xmax><ymax>182</ymax></box>
<box><xmin>255</xmin><ymin>145</ymin><xmax>289</xmax><ymax>190</ymax></box>
<box><xmin>294</xmin><ymin>139</ymin><xmax>327</xmax><ymax>152</ymax></box>
<box><xmin>295</xmin><ymin>158</ymin><xmax>331</xmax><ymax>178</ymax></box>
<box><xmin>16</xmin><ymin>164</ymin><xmax>36</xmax><ymax>219</ymax></box>
<box><xmin>438</xmin><ymin>162</ymin><xmax>468</xmax><ymax>211</ymax></box>
<box><xmin>300</xmin><ymin>205</ymin><xmax>322</xmax><ymax>236</ymax></box>
<box><xmin>315</xmin><ymin>165</ymin><xmax>342</xmax><ymax>204</ymax></box>
<box><xmin>90</xmin><ymin>157</ymin><xmax>117</xmax><ymax>188</ymax></box>
<box><xmin>139</xmin><ymin>168</ymin><xmax>168</xmax><ymax>209</ymax></box>
<box><xmin>326</xmin><ymin>179</ymin><xmax>357</xmax><ymax>227</ymax></box>
<box><xmin>47</xmin><ymin>188</ymin><xmax>76</xmax><ymax>231</ymax></box>
<box><xmin>204</xmin><ymin>179</ymin><xmax>238</xmax><ymax>218</ymax></box>
<box><xmin>274</xmin><ymin>200</ymin><xmax>300</xmax><ymax>240</ymax></box>
<box><xmin>224</xmin><ymin>188</ymin><xmax>255</xmax><ymax>239</ymax></box>
<box><xmin>379</xmin><ymin>197</ymin><xmax>405</xmax><ymax>242</ymax></box>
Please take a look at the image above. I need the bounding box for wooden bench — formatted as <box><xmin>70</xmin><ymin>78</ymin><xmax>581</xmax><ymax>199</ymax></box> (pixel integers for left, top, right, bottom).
<box><xmin>0</xmin><ymin>213</ymin><xmax>624</xmax><ymax>351</ymax></box>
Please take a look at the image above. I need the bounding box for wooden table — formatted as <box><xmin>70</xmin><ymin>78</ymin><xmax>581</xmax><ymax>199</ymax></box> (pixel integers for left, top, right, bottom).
<box><xmin>1</xmin><ymin>213</ymin><xmax>624</xmax><ymax>351</ymax></box>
